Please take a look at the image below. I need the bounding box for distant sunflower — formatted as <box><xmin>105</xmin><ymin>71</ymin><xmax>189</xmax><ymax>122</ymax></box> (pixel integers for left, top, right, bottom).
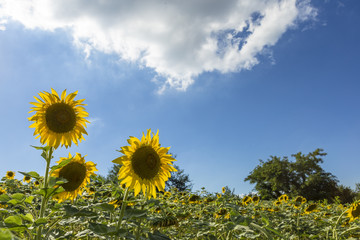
<box><xmin>29</xmin><ymin>89</ymin><xmax>89</xmax><ymax>149</ymax></box>
<box><xmin>23</xmin><ymin>176</ymin><xmax>31</xmax><ymax>183</ymax></box>
<box><xmin>34</xmin><ymin>180</ymin><xmax>40</xmax><ymax>187</ymax></box>
<box><xmin>278</xmin><ymin>194</ymin><xmax>289</xmax><ymax>203</ymax></box>
<box><xmin>112</xmin><ymin>129</ymin><xmax>177</xmax><ymax>199</ymax></box>
<box><xmin>222</xmin><ymin>187</ymin><xmax>226</xmax><ymax>194</ymax></box>
<box><xmin>347</xmin><ymin>201</ymin><xmax>360</xmax><ymax>223</ymax></box>
<box><xmin>6</xmin><ymin>171</ymin><xmax>15</xmax><ymax>180</ymax></box>
<box><xmin>252</xmin><ymin>196</ymin><xmax>260</xmax><ymax>205</ymax></box>
<box><xmin>0</xmin><ymin>186</ymin><xmax>6</xmax><ymax>195</ymax></box>
<box><xmin>242</xmin><ymin>196</ymin><xmax>252</xmax><ymax>205</ymax></box>
<box><xmin>293</xmin><ymin>196</ymin><xmax>306</xmax><ymax>209</ymax></box>
<box><xmin>304</xmin><ymin>203</ymin><xmax>318</xmax><ymax>214</ymax></box>
<box><xmin>51</xmin><ymin>153</ymin><xmax>97</xmax><ymax>202</ymax></box>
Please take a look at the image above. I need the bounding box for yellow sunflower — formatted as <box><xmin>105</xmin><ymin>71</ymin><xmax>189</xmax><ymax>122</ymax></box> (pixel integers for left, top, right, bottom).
<box><xmin>304</xmin><ymin>203</ymin><xmax>318</xmax><ymax>214</ymax></box>
<box><xmin>29</xmin><ymin>89</ymin><xmax>89</xmax><ymax>149</ymax></box>
<box><xmin>6</xmin><ymin>171</ymin><xmax>15</xmax><ymax>180</ymax></box>
<box><xmin>0</xmin><ymin>186</ymin><xmax>6</xmax><ymax>195</ymax></box>
<box><xmin>51</xmin><ymin>153</ymin><xmax>97</xmax><ymax>202</ymax></box>
<box><xmin>347</xmin><ymin>201</ymin><xmax>360</xmax><ymax>223</ymax></box>
<box><xmin>222</xmin><ymin>187</ymin><xmax>226</xmax><ymax>194</ymax></box>
<box><xmin>23</xmin><ymin>176</ymin><xmax>31</xmax><ymax>183</ymax></box>
<box><xmin>113</xmin><ymin>129</ymin><xmax>177</xmax><ymax>199</ymax></box>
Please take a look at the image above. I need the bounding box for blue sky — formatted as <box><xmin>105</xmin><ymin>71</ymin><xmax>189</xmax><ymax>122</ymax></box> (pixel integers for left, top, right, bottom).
<box><xmin>0</xmin><ymin>0</ymin><xmax>359</xmax><ymax>195</ymax></box>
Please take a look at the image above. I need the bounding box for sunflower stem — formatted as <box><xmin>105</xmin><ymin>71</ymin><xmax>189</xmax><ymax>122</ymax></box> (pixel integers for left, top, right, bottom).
<box><xmin>135</xmin><ymin>191</ymin><xmax>148</xmax><ymax>240</ymax></box>
<box><xmin>115</xmin><ymin>187</ymin><xmax>129</xmax><ymax>240</ymax></box>
<box><xmin>36</xmin><ymin>147</ymin><xmax>54</xmax><ymax>240</ymax></box>
<box><xmin>332</xmin><ymin>208</ymin><xmax>348</xmax><ymax>239</ymax></box>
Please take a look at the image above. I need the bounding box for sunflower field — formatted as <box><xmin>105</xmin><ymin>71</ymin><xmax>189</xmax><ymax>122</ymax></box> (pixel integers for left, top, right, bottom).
<box><xmin>0</xmin><ymin>89</ymin><xmax>359</xmax><ymax>239</ymax></box>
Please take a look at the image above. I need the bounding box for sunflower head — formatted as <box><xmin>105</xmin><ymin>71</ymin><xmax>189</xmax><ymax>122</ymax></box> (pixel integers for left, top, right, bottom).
<box><xmin>304</xmin><ymin>203</ymin><xmax>318</xmax><ymax>214</ymax></box>
<box><xmin>23</xmin><ymin>176</ymin><xmax>31</xmax><ymax>183</ymax></box>
<box><xmin>6</xmin><ymin>171</ymin><xmax>15</xmax><ymax>180</ymax></box>
<box><xmin>112</xmin><ymin>129</ymin><xmax>177</xmax><ymax>199</ymax></box>
<box><xmin>252</xmin><ymin>196</ymin><xmax>260</xmax><ymax>205</ymax></box>
<box><xmin>51</xmin><ymin>153</ymin><xmax>97</xmax><ymax>202</ymax></box>
<box><xmin>242</xmin><ymin>196</ymin><xmax>252</xmax><ymax>205</ymax></box>
<box><xmin>0</xmin><ymin>187</ymin><xmax>6</xmax><ymax>195</ymax></box>
<box><xmin>278</xmin><ymin>194</ymin><xmax>289</xmax><ymax>203</ymax></box>
<box><xmin>347</xmin><ymin>201</ymin><xmax>360</xmax><ymax>223</ymax></box>
<box><xmin>222</xmin><ymin>187</ymin><xmax>226</xmax><ymax>194</ymax></box>
<box><xmin>29</xmin><ymin>89</ymin><xmax>89</xmax><ymax>149</ymax></box>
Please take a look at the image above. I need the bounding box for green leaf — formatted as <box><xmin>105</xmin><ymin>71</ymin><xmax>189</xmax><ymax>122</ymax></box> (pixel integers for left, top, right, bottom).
<box><xmin>7</xmin><ymin>199</ymin><xmax>21</xmax><ymax>205</ymax></box>
<box><xmin>0</xmin><ymin>194</ymin><xmax>10</xmax><ymax>203</ymax></box>
<box><xmin>18</xmin><ymin>171</ymin><xmax>41</xmax><ymax>180</ymax></box>
<box><xmin>88</xmin><ymin>222</ymin><xmax>126</xmax><ymax>236</ymax></box>
<box><xmin>48</xmin><ymin>176</ymin><xmax>68</xmax><ymax>188</ymax></box>
<box><xmin>31</xmin><ymin>145</ymin><xmax>51</xmax><ymax>151</ymax></box>
<box><xmin>24</xmin><ymin>196</ymin><xmax>35</xmax><ymax>204</ymax></box>
<box><xmin>93</xmin><ymin>203</ymin><xmax>115</xmax><ymax>213</ymax></box>
<box><xmin>0</xmin><ymin>228</ymin><xmax>15</xmax><ymax>240</ymax></box>
<box><xmin>50</xmin><ymin>158</ymin><xmax>72</xmax><ymax>172</ymax></box>
<box><xmin>124</xmin><ymin>208</ymin><xmax>147</xmax><ymax>219</ymax></box>
<box><xmin>148</xmin><ymin>230</ymin><xmax>171</xmax><ymax>240</ymax></box>
<box><xmin>11</xmin><ymin>193</ymin><xmax>25</xmax><ymax>201</ymax></box>
<box><xmin>34</xmin><ymin>218</ymin><xmax>47</xmax><ymax>226</ymax></box>
<box><xmin>21</xmin><ymin>213</ymin><xmax>34</xmax><ymax>223</ymax></box>
<box><xmin>4</xmin><ymin>215</ymin><xmax>23</xmax><ymax>227</ymax></box>
<box><xmin>64</xmin><ymin>205</ymin><xmax>97</xmax><ymax>217</ymax></box>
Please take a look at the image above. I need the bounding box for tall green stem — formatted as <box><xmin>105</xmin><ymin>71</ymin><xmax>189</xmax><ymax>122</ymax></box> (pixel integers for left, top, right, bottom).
<box><xmin>115</xmin><ymin>187</ymin><xmax>129</xmax><ymax>240</ymax></box>
<box><xmin>332</xmin><ymin>208</ymin><xmax>348</xmax><ymax>239</ymax></box>
<box><xmin>36</xmin><ymin>147</ymin><xmax>54</xmax><ymax>240</ymax></box>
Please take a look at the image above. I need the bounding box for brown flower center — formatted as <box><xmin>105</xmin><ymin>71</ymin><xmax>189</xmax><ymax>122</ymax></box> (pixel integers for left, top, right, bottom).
<box><xmin>59</xmin><ymin>162</ymin><xmax>87</xmax><ymax>192</ymax></box>
<box><xmin>131</xmin><ymin>146</ymin><xmax>161</xmax><ymax>180</ymax></box>
<box><xmin>45</xmin><ymin>103</ymin><xmax>77</xmax><ymax>133</ymax></box>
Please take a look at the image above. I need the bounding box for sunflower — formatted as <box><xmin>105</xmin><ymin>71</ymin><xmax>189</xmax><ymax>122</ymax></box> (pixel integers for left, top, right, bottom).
<box><xmin>347</xmin><ymin>201</ymin><xmax>360</xmax><ymax>223</ymax></box>
<box><xmin>278</xmin><ymin>194</ymin><xmax>289</xmax><ymax>203</ymax></box>
<box><xmin>112</xmin><ymin>129</ymin><xmax>177</xmax><ymax>199</ymax></box>
<box><xmin>29</xmin><ymin>89</ymin><xmax>89</xmax><ymax>149</ymax></box>
<box><xmin>51</xmin><ymin>153</ymin><xmax>97</xmax><ymax>202</ymax></box>
<box><xmin>242</xmin><ymin>196</ymin><xmax>252</xmax><ymax>205</ymax></box>
<box><xmin>222</xmin><ymin>187</ymin><xmax>226</xmax><ymax>194</ymax></box>
<box><xmin>252</xmin><ymin>196</ymin><xmax>260</xmax><ymax>205</ymax></box>
<box><xmin>293</xmin><ymin>196</ymin><xmax>306</xmax><ymax>209</ymax></box>
<box><xmin>0</xmin><ymin>186</ymin><xmax>6</xmax><ymax>195</ymax></box>
<box><xmin>304</xmin><ymin>203</ymin><xmax>318</xmax><ymax>214</ymax></box>
<box><xmin>6</xmin><ymin>171</ymin><xmax>15</xmax><ymax>180</ymax></box>
<box><xmin>23</xmin><ymin>176</ymin><xmax>31</xmax><ymax>183</ymax></box>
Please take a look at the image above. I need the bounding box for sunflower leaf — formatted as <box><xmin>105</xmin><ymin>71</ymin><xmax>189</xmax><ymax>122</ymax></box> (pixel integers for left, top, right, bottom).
<box><xmin>11</xmin><ymin>193</ymin><xmax>25</xmax><ymax>201</ymax></box>
<box><xmin>30</xmin><ymin>145</ymin><xmax>51</xmax><ymax>152</ymax></box>
<box><xmin>0</xmin><ymin>194</ymin><xmax>10</xmax><ymax>203</ymax></box>
<box><xmin>88</xmin><ymin>222</ymin><xmax>126</xmax><ymax>236</ymax></box>
<box><xmin>92</xmin><ymin>203</ymin><xmax>115</xmax><ymax>213</ymax></box>
<box><xmin>48</xmin><ymin>176</ymin><xmax>68</xmax><ymax>188</ymax></box>
<box><xmin>50</xmin><ymin>158</ymin><xmax>72</xmax><ymax>171</ymax></box>
<box><xmin>63</xmin><ymin>205</ymin><xmax>97</xmax><ymax>217</ymax></box>
<box><xmin>4</xmin><ymin>215</ymin><xmax>23</xmax><ymax>227</ymax></box>
<box><xmin>148</xmin><ymin>230</ymin><xmax>171</xmax><ymax>240</ymax></box>
<box><xmin>124</xmin><ymin>208</ymin><xmax>147</xmax><ymax>219</ymax></box>
<box><xmin>18</xmin><ymin>171</ymin><xmax>41</xmax><ymax>180</ymax></box>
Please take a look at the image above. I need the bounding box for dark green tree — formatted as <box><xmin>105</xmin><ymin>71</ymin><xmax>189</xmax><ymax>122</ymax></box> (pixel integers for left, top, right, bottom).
<box><xmin>245</xmin><ymin>149</ymin><xmax>339</xmax><ymax>202</ymax></box>
<box><xmin>165</xmin><ymin>164</ymin><xmax>193</xmax><ymax>191</ymax></box>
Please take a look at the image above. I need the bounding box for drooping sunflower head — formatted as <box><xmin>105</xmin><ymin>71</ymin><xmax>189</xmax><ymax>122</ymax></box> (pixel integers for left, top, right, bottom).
<box><xmin>51</xmin><ymin>153</ymin><xmax>97</xmax><ymax>202</ymax></box>
<box><xmin>347</xmin><ymin>201</ymin><xmax>360</xmax><ymax>223</ymax></box>
<box><xmin>113</xmin><ymin>129</ymin><xmax>177</xmax><ymax>199</ymax></box>
<box><xmin>29</xmin><ymin>89</ymin><xmax>89</xmax><ymax>149</ymax></box>
<box><xmin>6</xmin><ymin>171</ymin><xmax>15</xmax><ymax>180</ymax></box>
<box><xmin>304</xmin><ymin>203</ymin><xmax>318</xmax><ymax>214</ymax></box>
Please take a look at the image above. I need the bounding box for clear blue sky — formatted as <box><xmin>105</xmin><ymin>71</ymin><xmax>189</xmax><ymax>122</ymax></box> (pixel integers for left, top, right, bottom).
<box><xmin>0</xmin><ymin>0</ymin><xmax>359</xmax><ymax>195</ymax></box>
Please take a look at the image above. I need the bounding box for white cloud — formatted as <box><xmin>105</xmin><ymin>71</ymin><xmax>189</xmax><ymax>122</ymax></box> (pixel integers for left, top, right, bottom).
<box><xmin>0</xmin><ymin>0</ymin><xmax>316</xmax><ymax>92</ymax></box>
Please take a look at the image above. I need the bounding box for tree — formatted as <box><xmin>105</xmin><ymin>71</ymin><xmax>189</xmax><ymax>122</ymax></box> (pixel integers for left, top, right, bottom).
<box><xmin>106</xmin><ymin>163</ymin><xmax>193</xmax><ymax>192</ymax></box>
<box><xmin>244</xmin><ymin>149</ymin><xmax>339</xmax><ymax>202</ymax></box>
<box><xmin>165</xmin><ymin>164</ymin><xmax>193</xmax><ymax>191</ymax></box>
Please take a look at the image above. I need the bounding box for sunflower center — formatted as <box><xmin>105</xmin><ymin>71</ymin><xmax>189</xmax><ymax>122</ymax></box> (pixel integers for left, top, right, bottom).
<box><xmin>45</xmin><ymin>103</ymin><xmax>77</xmax><ymax>133</ymax></box>
<box><xmin>7</xmin><ymin>172</ymin><xmax>14</xmax><ymax>177</ymax></box>
<box><xmin>59</xmin><ymin>162</ymin><xmax>87</xmax><ymax>192</ymax></box>
<box><xmin>131</xmin><ymin>146</ymin><xmax>161</xmax><ymax>180</ymax></box>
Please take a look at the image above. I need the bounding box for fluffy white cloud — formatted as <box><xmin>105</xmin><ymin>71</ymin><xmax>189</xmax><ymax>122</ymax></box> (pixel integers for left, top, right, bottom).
<box><xmin>0</xmin><ymin>0</ymin><xmax>316</xmax><ymax>92</ymax></box>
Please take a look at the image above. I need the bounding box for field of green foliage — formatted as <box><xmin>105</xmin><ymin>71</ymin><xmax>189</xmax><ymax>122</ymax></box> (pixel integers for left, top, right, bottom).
<box><xmin>1</xmin><ymin>173</ymin><xmax>360</xmax><ymax>240</ymax></box>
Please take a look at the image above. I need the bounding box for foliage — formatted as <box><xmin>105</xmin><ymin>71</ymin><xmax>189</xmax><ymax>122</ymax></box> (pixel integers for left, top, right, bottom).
<box><xmin>1</xmin><ymin>174</ymin><xmax>360</xmax><ymax>240</ymax></box>
<box><xmin>244</xmin><ymin>149</ymin><xmax>341</xmax><ymax>202</ymax></box>
<box><xmin>165</xmin><ymin>164</ymin><xmax>193</xmax><ymax>192</ymax></box>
